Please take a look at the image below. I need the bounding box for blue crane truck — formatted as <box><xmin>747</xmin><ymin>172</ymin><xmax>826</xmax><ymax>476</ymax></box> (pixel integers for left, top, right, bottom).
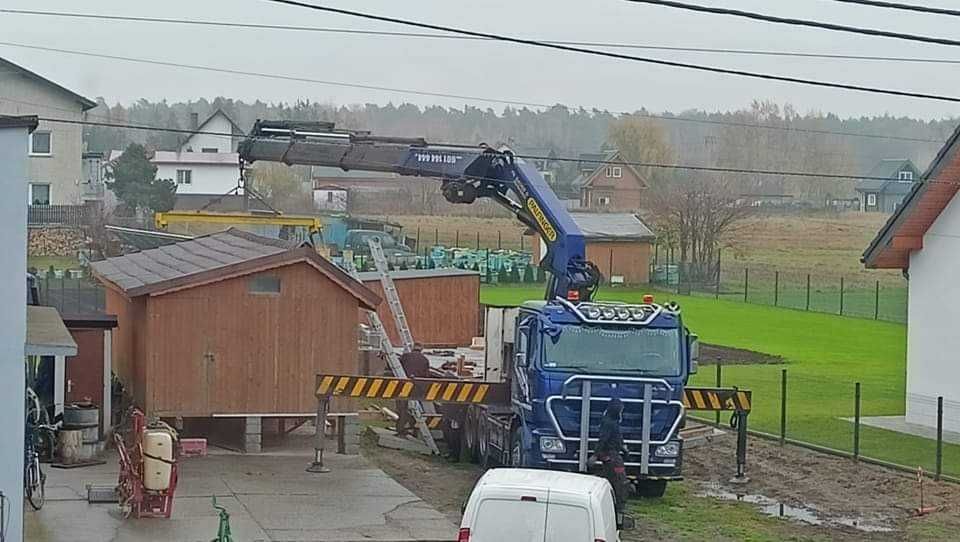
<box><xmin>239</xmin><ymin>121</ymin><xmax>747</xmax><ymax>497</ymax></box>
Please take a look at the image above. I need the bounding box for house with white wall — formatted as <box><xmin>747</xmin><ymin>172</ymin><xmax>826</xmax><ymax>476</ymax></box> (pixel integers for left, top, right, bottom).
<box><xmin>108</xmin><ymin>109</ymin><xmax>244</xmax><ymax>197</ymax></box>
<box><xmin>863</xmin><ymin>124</ymin><xmax>960</xmax><ymax>433</ymax></box>
<box><xmin>0</xmin><ymin>57</ymin><xmax>97</xmax><ymax>205</ymax></box>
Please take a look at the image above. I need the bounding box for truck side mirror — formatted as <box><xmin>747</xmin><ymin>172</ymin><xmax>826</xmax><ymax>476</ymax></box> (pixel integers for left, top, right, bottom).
<box><xmin>514</xmin><ymin>351</ymin><xmax>527</xmax><ymax>368</ymax></box>
<box><xmin>688</xmin><ymin>334</ymin><xmax>700</xmax><ymax>375</ymax></box>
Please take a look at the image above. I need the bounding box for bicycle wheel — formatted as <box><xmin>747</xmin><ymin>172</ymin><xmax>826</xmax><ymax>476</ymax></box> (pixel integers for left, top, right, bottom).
<box><xmin>26</xmin><ymin>460</ymin><xmax>45</xmax><ymax>510</ymax></box>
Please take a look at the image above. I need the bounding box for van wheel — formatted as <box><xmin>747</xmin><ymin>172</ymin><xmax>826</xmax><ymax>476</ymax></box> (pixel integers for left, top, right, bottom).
<box><xmin>635</xmin><ymin>480</ymin><xmax>667</xmax><ymax>498</ymax></box>
<box><xmin>510</xmin><ymin>427</ymin><xmax>524</xmax><ymax>468</ymax></box>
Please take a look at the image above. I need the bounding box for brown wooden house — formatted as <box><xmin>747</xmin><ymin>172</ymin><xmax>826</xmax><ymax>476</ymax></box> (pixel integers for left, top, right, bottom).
<box><xmin>358</xmin><ymin>269</ymin><xmax>481</xmax><ymax>347</ymax></box>
<box><xmin>91</xmin><ymin>229</ymin><xmax>380</xmax><ymax>421</ymax></box>
<box><xmin>575</xmin><ymin>151</ymin><xmax>649</xmax><ymax>211</ymax></box>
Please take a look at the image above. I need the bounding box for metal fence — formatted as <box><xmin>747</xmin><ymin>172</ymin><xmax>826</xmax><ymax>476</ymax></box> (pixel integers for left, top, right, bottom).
<box><xmin>651</xmin><ymin>259</ymin><xmax>908</xmax><ymax>324</ymax></box>
<box><xmin>28</xmin><ymin>204</ymin><xmax>92</xmax><ymax>227</ymax></box>
<box><xmin>35</xmin><ymin>274</ymin><xmax>105</xmax><ymax>315</ymax></box>
<box><xmin>694</xmin><ymin>365</ymin><xmax>959</xmax><ymax>482</ymax></box>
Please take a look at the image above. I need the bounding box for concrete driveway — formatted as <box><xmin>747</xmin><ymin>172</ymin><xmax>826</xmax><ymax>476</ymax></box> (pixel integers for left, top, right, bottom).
<box><xmin>25</xmin><ymin>439</ymin><xmax>456</xmax><ymax>542</ymax></box>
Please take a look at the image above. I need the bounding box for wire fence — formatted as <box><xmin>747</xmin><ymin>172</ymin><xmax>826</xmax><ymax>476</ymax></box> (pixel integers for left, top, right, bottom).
<box><xmin>691</xmin><ymin>365</ymin><xmax>959</xmax><ymax>481</ymax></box>
<box><xmin>34</xmin><ymin>274</ymin><xmax>105</xmax><ymax>315</ymax></box>
<box><xmin>651</xmin><ymin>257</ymin><xmax>908</xmax><ymax>324</ymax></box>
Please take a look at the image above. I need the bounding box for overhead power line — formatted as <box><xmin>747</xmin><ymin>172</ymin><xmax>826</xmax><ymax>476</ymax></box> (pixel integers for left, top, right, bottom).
<box><xmin>3</xmin><ymin>8</ymin><xmax>960</xmax><ymax>65</ymax></box>
<box><xmin>625</xmin><ymin>0</ymin><xmax>960</xmax><ymax>48</ymax></box>
<box><xmin>260</xmin><ymin>0</ymin><xmax>960</xmax><ymax>103</ymax></box>
<box><xmin>32</xmin><ymin>115</ymin><xmax>946</xmax><ymax>184</ymax></box>
<box><xmin>0</xmin><ymin>41</ymin><xmax>945</xmax><ymax>144</ymax></box>
<box><xmin>830</xmin><ymin>0</ymin><xmax>960</xmax><ymax>17</ymax></box>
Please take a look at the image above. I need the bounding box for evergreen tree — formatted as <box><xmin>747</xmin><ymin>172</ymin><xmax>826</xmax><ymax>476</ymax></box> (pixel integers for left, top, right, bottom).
<box><xmin>105</xmin><ymin>143</ymin><xmax>176</xmax><ymax>213</ymax></box>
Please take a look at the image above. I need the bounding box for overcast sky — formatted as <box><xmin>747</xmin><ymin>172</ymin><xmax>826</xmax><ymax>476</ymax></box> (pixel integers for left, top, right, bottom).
<box><xmin>2</xmin><ymin>0</ymin><xmax>960</xmax><ymax>120</ymax></box>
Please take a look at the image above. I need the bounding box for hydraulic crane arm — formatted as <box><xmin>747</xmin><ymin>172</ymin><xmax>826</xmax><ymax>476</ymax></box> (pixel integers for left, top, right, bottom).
<box><xmin>238</xmin><ymin>120</ymin><xmax>601</xmax><ymax>301</ymax></box>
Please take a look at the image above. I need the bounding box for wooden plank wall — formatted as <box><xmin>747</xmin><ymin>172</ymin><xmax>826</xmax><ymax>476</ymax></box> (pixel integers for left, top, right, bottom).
<box><xmin>106</xmin><ymin>289</ymin><xmax>148</xmax><ymax>408</ymax></box>
<box><xmin>144</xmin><ymin>262</ymin><xmax>361</xmax><ymax>416</ymax></box>
<box><xmin>361</xmin><ymin>274</ymin><xmax>480</xmax><ymax>347</ymax></box>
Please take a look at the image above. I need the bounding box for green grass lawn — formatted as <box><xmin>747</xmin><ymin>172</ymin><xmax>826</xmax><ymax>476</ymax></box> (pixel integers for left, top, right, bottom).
<box><xmin>481</xmin><ymin>285</ymin><xmax>960</xmax><ymax>477</ymax></box>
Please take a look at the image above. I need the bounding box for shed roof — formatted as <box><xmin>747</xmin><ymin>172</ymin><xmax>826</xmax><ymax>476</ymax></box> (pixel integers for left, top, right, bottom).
<box><xmin>863</xmin><ymin>125</ymin><xmax>960</xmax><ymax>269</ymax></box>
<box><xmin>570</xmin><ymin>213</ymin><xmax>656</xmax><ymax>241</ymax></box>
<box><xmin>26</xmin><ymin>306</ymin><xmax>78</xmax><ymax>357</ymax></box>
<box><xmin>90</xmin><ymin>228</ymin><xmax>380</xmax><ymax>308</ymax></box>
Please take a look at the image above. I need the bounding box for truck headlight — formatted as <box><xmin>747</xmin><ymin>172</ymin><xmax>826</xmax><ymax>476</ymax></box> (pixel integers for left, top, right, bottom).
<box><xmin>539</xmin><ymin>436</ymin><xmax>566</xmax><ymax>453</ymax></box>
<box><xmin>654</xmin><ymin>443</ymin><xmax>680</xmax><ymax>458</ymax></box>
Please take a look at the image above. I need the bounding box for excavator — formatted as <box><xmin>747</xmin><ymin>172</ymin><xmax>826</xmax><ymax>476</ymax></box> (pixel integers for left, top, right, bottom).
<box><xmin>239</xmin><ymin>120</ymin><xmax>750</xmax><ymax>497</ymax></box>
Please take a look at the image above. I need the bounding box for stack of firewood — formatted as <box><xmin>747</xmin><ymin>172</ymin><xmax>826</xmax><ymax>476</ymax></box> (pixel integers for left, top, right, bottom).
<box><xmin>28</xmin><ymin>227</ymin><xmax>87</xmax><ymax>257</ymax></box>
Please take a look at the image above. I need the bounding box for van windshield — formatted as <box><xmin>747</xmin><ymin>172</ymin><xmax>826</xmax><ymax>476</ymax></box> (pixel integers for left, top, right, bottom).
<box><xmin>543</xmin><ymin>325</ymin><xmax>682</xmax><ymax>376</ymax></box>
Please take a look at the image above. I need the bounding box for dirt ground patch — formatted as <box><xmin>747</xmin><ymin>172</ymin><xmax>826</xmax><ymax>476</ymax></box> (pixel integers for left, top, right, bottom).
<box><xmin>699</xmin><ymin>343</ymin><xmax>783</xmax><ymax>365</ymax></box>
<box><xmin>362</xmin><ymin>428</ymin><xmax>960</xmax><ymax>541</ymax></box>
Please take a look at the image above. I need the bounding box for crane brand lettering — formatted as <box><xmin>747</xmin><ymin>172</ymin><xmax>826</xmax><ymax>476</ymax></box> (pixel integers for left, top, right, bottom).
<box><xmin>415</xmin><ymin>153</ymin><xmax>461</xmax><ymax>165</ymax></box>
<box><xmin>526</xmin><ymin>197</ymin><xmax>557</xmax><ymax>242</ymax></box>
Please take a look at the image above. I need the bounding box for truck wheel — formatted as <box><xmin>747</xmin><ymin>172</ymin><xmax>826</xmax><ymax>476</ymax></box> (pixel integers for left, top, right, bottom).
<box><xmin>478</xmin><ymin>419</ymin><xmax>491</xmax><ymax>469</ymax></box>
<box><xmin>635</xmin><ymin>480</ymin><xmax>668</xmax><ymax>498</ymax></box>
<box><xmin>510</xmin><ymin>427</ymin><xmax>525</xmax><ymax>468</ymax></box>
<box><xmin>464</xmin><ymin>410</ymin><xmax>479</xmax><ymax>463</ymax></box>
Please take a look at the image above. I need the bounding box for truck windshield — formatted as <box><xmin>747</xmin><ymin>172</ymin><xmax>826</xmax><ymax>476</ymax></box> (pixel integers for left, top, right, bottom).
<box><xmin>542</xmin><ymin>325</ymin><xmax>682</xmax><ymax>376</ymax></box>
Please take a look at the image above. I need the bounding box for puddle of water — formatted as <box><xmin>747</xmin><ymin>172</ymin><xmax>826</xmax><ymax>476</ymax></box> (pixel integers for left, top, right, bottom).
<box><xmin>696</xmin><ymin>483</ymin><xmax>892</xmax><ymax>533</ymax></box>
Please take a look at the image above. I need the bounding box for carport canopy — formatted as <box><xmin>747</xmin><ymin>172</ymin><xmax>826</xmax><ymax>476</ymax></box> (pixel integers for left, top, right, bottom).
<box><xmin>25</xmin><ymin>306</ymin><xmax>77</xmax><ymax>357</ymax></box>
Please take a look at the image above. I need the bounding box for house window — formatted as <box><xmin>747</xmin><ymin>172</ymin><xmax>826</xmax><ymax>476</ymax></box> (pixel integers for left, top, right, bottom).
<box><xmin>597</xmin><ymin>196</ymin><xmax>611</xmax><ymax>206</ymax></box>
<box><xmin>899</xmin><ymin>170</ymin><xmax>914</xmax><ymax>181</ymax></box>
<box><xmin>605</xmin><ymin>166</ymin><xmax>623</xmax><ymax>178</ymax></box>
<box><xmin>29</xmin><ymin>183</ymin><xmax>51</xmax><ymax>205</ymax></box>
<box><xmin>248</xmin><ymin>275</ymin><xmax>281</xmax><ymax>294</ymax></box>
<box><xmin>201</xmin><ymin>147</ymin><xmax>218</xmax><ymax>153</ymax></box>
<box><xmin>30</xmin><ymin>131</ymin><xmax>52</xmax><ymax>156</ymax></box>
<box><xmin>867</xmin><ymin>193</ymin><xmax>877</xmax><ymax>207</ymax></box>
<box><xmin>326</xmin><ymin>191</ymin><xmax>334</xmax><ymax>202</ymax></box>
<box><xmin>176</xmin><ymin>170</ymin><xmax>192</xmax><ymax>185</ymax></box>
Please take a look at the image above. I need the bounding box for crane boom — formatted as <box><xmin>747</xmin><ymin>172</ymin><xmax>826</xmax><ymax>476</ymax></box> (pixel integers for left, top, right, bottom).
<box><xmin>238</xmin><ymin>120</ymin><xmax>600</xmax><ymax>301</ymax></box>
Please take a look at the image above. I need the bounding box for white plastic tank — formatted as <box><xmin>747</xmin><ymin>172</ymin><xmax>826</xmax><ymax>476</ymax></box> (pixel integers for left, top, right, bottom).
<box><xmin>142</xmin><ymin>428</ymin><xmax>175</xmax><ymax>491</ymax></box>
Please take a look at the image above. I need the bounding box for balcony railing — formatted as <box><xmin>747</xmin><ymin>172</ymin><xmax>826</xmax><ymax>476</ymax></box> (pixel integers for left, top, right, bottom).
<box><xmin>28</xmin><ymin>204</ymin><xmax>90</xmax><ymax>227</ymax></box>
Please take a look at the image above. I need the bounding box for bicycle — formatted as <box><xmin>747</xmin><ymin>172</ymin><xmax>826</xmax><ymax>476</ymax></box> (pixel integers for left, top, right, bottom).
<box><xmin>24</xmin><ymin>419</ymin><xmax>46</xmax><ymax>510</ymax></box>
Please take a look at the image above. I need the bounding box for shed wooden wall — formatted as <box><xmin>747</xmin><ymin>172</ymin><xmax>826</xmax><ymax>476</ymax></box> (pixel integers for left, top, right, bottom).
<box><xmin>106</xmin><ymin>289</ymin><xmax>149</xmax><ymax>408</ymax></box>
<box><xmin>361</xmin><ymin>274</ymin><xmax>480</xmax><ymax>347</ymax></box>
<box><xmin>530</xmin><ymin>237</ymin><xmax>652</xmax><ymax>285</ymax></box>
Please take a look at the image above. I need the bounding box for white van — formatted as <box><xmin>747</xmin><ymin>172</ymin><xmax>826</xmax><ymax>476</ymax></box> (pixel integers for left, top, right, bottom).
<box><xmin>458</xmin><ymin>468</ymin><xmax>635</xmax><ymax>542</ymax></box>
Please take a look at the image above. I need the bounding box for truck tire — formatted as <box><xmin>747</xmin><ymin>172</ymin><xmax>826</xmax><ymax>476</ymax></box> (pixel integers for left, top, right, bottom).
<box><xmin>464</xmin><ymin>410</ymin><xmax>479</xmax><ymax>463</ymax></box>
<box><xmin>478</xmin><ymin>418</ymin><xmax>491</xmax><ymax>469</ymax></box>
<box><xmin>510</xmin><ymin>426</ymin><xmax>525</xmax><ymax>468</ymax></box>
<box><xmin>635</xmin><ymin>480</ymin><xmax>668</xmax><ymax>498</ymax></box>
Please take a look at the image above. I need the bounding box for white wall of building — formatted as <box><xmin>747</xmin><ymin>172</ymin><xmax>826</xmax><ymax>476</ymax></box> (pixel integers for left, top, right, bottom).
<box><xmin>906</xmin><ymin>193</ymin><xmax>960</xmax><ymax>432</ymax></box>
<box><xmin>0</xmin><ymin>122</ymin><xmax>31</xmax><ymax>541</ymax></box>
<box><xmin>314</xmin><ymin>188</ymin><xmax>347</xmax><ymax>211</ymax></box>
<box><xmin>156</xmin><ymin>161</ymin><xmax>240</xmax><ymax>196</ymax></box>
<box><xmin>181</xmin><ymin>113</ymin><xmax>237</xmax><ymax>153</ymax></box>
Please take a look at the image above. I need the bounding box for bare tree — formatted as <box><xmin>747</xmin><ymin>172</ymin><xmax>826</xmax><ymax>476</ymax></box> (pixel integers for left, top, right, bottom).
<box><xmin>608</xmin><ymin>115</ymin><xmax>674</xmax><ymax>189</ymax></box>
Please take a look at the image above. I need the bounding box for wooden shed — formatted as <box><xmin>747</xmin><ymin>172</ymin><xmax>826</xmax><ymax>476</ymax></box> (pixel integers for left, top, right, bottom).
<box><xmin>91</xmin><ymin>229</ymin><xmax>380</xmax><ymax>420</ymax></box>
<box><xmin>530</xmin><ymin>213</ymin><xmax>656</xmax><ymax>285</ymax></box>
<box><xmin>357</xmin><ymin>269</ymin><xmax>481</xmax><ymax>348</ymax></box>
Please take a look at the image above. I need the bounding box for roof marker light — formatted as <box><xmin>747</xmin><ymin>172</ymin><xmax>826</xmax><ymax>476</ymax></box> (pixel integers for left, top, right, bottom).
<box><xmin>642</xmin><ymin>294</ymin><xmax>655</xmax><ymax>304</ymax></box>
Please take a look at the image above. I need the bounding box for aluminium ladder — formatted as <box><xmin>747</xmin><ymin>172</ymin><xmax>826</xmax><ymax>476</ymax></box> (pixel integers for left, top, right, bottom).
<box><xmin>367</xmin><ymin>237</ymin><xmax>415</xmax><ymax>352</ymax></box>
<box><xmin>351</xmin><ymin>243</ymin><xmax>439</xmax><ymax>455</ymax></box>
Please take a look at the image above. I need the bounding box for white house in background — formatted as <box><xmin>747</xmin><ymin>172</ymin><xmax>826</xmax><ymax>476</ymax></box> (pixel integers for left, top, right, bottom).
<box><xmin>0</xmin><ymin>57</ymin><xmax>97</xmax><ymax>205</ymax></box>
<box><xmin>108</xmin><ymin>109</ymin><xmax>244</xmax><ymax>197</ymax></box>
<box><xmin>863</xmin><ymin>124</ymin><xmax>960</xmax><ymax>434</ymax></box>
<box><xmin>313</xmin><ymin>183</ymin><xmax>347</xmax><ymax>212</ymax></box>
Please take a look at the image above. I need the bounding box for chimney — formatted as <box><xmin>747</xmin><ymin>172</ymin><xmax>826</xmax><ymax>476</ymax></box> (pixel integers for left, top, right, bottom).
<box><xmin>189</xmin><ymin>112</ymin><xmax>199</xmax><ymax>131</ymax></box>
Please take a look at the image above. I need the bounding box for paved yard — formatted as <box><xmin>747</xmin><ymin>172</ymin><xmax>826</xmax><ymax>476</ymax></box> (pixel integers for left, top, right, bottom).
<box><xmin>25</xmin><ymin>436</ymin><xmax>456</xmax><ymax>542</ymax></box>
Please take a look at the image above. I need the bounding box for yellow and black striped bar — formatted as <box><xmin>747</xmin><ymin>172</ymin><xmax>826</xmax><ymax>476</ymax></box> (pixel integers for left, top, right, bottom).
<box><xmin>423</xmin><ymin>415</ymin><xmax>443</xmax><ymax>429</ymax></box>
<box><xmin>683</xmin><ymin>387</ymin><xmax>752</xmax><ymax>412</ymax></box>
<box><xmin>315</xmin><ymin>374</ymin><xmax>510</xmax><ymax>405</ymax></box>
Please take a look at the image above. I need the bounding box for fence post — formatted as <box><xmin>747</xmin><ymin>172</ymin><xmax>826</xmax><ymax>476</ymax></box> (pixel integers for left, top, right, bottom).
<box><xmin>780</xmin><ymin>368</ymin><xmax>787</xmax><ymax>446</ymax></box>
<box><xmin>434</xmin><ymin>228</ymin><xmax>439</xmax><ymax>246</ymax></box>
<box><xmin>455</xmin><ymin>230</ymin><xmax>460</xmax><ymax>248</ymax></box>
<box><xmin>520</xmin><ymin>234</ymin><xmax>524</xmax><ymax>251</ymax></box>
<box><xmin>874</xmin><ymin>280</ymin><xmax>880</xmax><ymax>320</ymax></box>
<box><xmin>715</xmin><ymin>250</ymin><xmax>721</xmax><ymax>300</ymax></box>
<box><xmin>416</xmin><ymin>226</ymin><xmax>421</xmax><ymax>252</ymax></box>
<box><xmin>854</xmin><ymin>382</ymin><xmax>861</xmax><ymax>461</ymax></box>
<box><xmin>936</xmin><ymin>396</ymin><xmax>944</xmax><ymax>481</ymax></box>
<box><xmin>497</xmin><ymin>230</ymin><xmax>502</xmax><ymax>250</ymax></box>
<box><xmin>839</xmin><ymin>276</ymin><xmax>845</xmax><ymax>315</ymax></box>
<box><xmin>774</xmin><ymin>271</ymin><xmax>780</xmax><ymax>307</ymax></box>
<box><xmin>476</xmin><ymin>231</ymin><xmax>480</xmax><ymax>250</ymax></box>
<box><xmin>744</xmin><ymin>268</ymin><xmax>749</xmax><ymax>303</ymax></box>
<box><xmin>805</xmin><ymin>274</ymin><xmax>811</xmax><ymax>311</ymax></box>
<box><xmin>715</xmin><ymin>362</ymin><xmax>722</xmax><ymax>425</ymax></box>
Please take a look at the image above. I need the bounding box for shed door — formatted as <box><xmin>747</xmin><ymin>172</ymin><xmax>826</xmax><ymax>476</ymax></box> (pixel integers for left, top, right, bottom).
<box><xmin>151</xmin><ymin>296</ymin><xmax>213</xmax><ymax>415</ymax></box>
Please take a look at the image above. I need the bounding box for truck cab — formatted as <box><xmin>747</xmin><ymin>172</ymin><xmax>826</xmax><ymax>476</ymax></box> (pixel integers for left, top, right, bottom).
<box><xmin>507</xmin><ymin>297</ymin><xmax>697</xmax><ymax>494</ymax></box>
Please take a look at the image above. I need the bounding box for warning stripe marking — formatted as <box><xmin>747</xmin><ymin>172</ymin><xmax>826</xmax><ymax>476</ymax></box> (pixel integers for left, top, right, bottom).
<box><xmin>383</xmin><ymin>380</ymin><xmax>399</xmax><ymax>398</ymax></box>
<box><xmin>317</xmin><ymin>375</ymin><xmax>335</xmax><ymax>395</ymax></box>
<box><xmin>366</xmin><ymin>379</ymin><xmax>383</xmax><ymax>398</ymax></box>
<box><xmin>315</xmin><ymin>374</ymin><xmax>508</xmax><ymax>404</ymax></box>
<box><xmin>456</xmin><ymin>383</ymin><xmax>475</xmax><ymax>403</ymax></box>
<box><xmin>350</xmin><ymin>378</ymin><xmax>368</xmax><ymax>397</ymax></box>
<box><xmin>442</xmin><ymin>383</ymin><xmax>458</xmax><ymax>401</ymax></box>
<box><xmin>426</xmin><ymin>383</ymin><xmax>442</xmax><ymax>401</ymax></box>
<box><xmin>473</xmin><ymin>384</ymin><xmax>489</xmax><ymax>403</ymax></box>
<box><xmin>682</xmin><ymin>388</ymin><xmax>752</xmax><ymax>412</ymax></box>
